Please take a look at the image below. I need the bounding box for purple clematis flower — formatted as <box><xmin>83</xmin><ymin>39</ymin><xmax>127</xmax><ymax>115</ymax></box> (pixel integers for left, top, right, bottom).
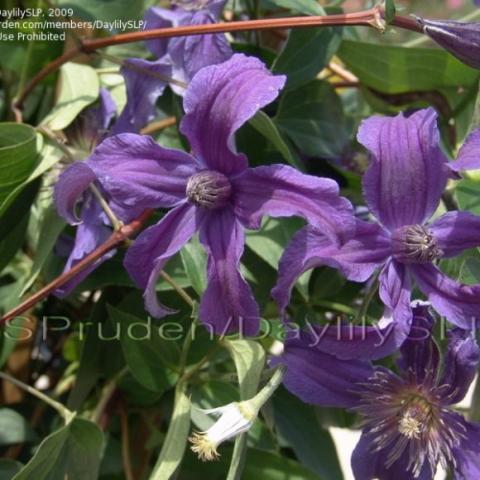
<box><xmin>143</xmin><ymin>0</ymin><xmax>232</xmax><ymax>93</ymax></box>
<box><xmin>70</xmin><ymin>54</ymin><xmax>354</xmax><ymax>335</ymax></box>
<box><xmin>275</xmin><ymin>303</ymin><xmax>480</xmax><ymax>479</ymax></box>
<box><xmin>415</xmin><ymin>16</ymin><xmax>480</xmax><ymax>69</ymax></box>
<box><xmin>272</xmin><ymin>108</ymin><xmax>480</xmax><ymax>358</ymax></box>
<box><xmin>55</xmin><ymin>61</ymin><xmax>172</xmax><ymax>295</ymax></box>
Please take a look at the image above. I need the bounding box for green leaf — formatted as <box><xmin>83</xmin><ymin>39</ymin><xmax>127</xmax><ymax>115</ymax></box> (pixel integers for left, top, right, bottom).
<box><xmin>263</xmin><ymin>0</ymin><xmax>325</xmax><ymax>16</ymax></box>
<box><xmin>42</xmin><ymin>63</ymin><xmax>99</xmax><ymax>131</ymax></box>
<box><xmin>456</xmin><ymin>179</ymin><xmax>480</xmax><ymax>215</ymax></box>
<box><xmin>180</xmin><ymin>235</ymin><xmax>207</xmax><ymax>296</ymax></box>
<box><xmin>249</xmin><ymin>111</ymin><xmax>302</xmax><ymax>169</ymax></box>
<box><xmin>58</xmin><ymin>0</ymin><xmax>146</xmax><ymax>22</ymax></box>
<box><xmin>225</xmin><ymin>340</ymin><xmax>266</xmax><ymax>480</ymax></box>
<box><xmin>0</xmin><ymin>460</ymin><xmax>23</xmax><ymax>479</ymax></box>
<box><xmin>12</xmin><ymin>417</ymin><xmax>104</xmax><ymax>480</ymax></box>
<box><xmin>273</xmin><ymin>28</ymin><xmax>341</xmax><ymax>89</ymax></box>
<box><xmin>275</xmin><ymin>80</ymin><xmax>349</xmax><ymax>158</ymax></box>
<box><xmin>272</xmin><ymin>387</ymin><xmax>343</xmax><ymax>479</ymax></box>
<box><xmin>0</xmin><ymin>409</ymin><xmax>36</xmax><ymax>446</ymax></box>
<box><xmin>384</xmin><ymin>0</ymin><xmax>396</xmax><ymax>24</ymax></box>
<box><xmin>338</xmin><ymin>40</ymin><xmax>480</xmax><ymax>94</ymax></box>
<box><xmin>0</xmin><ymin>123</ymin><xmax>39</xmax><ymax>209</ymax></box>
<box><xmin>107</xmin><ymin>304</ymin><xmax>179</xmax><ymax>392</ymax></box>
<box><xmin>150</xmin><ymin>385</ymin><xmax>191</xmax><ymax>480</ymax></box>
<box><xmin>20</xmin><ymin>203</ymin><xmax>65</xmax><ymax>296</ymax></box>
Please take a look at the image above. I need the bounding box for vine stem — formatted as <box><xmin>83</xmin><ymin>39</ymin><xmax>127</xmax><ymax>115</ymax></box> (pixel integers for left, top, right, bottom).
<box><xmin>0</xmin><ymin>371</ymin><xmax>73</xmax><ymax>423</ymax></box>
<box><xmin>0</xmin><ymin>209</ymin><xmax>154</xmax><ymax>325</ymax></box>
<box><xmin>13</xmin><ymin>7</ymin><xmax>423</xmax><ymax>110</ymax></box>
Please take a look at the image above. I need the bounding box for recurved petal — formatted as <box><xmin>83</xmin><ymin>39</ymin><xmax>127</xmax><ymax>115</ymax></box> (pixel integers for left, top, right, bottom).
<box><xmin>54</xmin><ymin>162</ymin><xmax>96</xmax><ymax>225</ymax></box>
<box><xmin>412</xmin><ymin>263</ymin><xmax>480</xmax><ymax>329</ymax></box>
<box><xmin>112</xmin><ymin>58</ymin><xmax>172</xmax><ymax>134</ymax></box>
<box><xmin>233</xmin><ymin>164</ymin><xmax>355</xmax><ymax>242</ymax></box>
<box><xmin>124</xmin><ymin>203</ymin><xmax>201</xmax><ymax>316</ymax></box>
<box><xmin>87</xmin><ymin>133</ymin><xmax>198</xmax><ymax>210</ymax></box>
<box><xmin>180</xmin><ymin>54</ymin><xmax>286</xmax><ymax>176</ymax></box>
<box><xmin>198</xmin><ymin>208</ymin><xmax>260</xmax><ymax>336</ymax></box>
<box><xmin>271</xmin><ymin>221</ymin><xmax>390</xmax><ymax>314</ymax></box>
<box><xmin>358</xmin><ymin>108</ymin><xmax>449</xmax><ymax>230</ymax></box>
<box><xmin>272</xmin><ymin>338</ymin><xmax>374</xmax><ymax>408</ymax></box>
<box><xmin>438</xmin><ymin>328</ymin><xmax>480</xmax><ymax>405</ymax></box>
<box><xmin>429</xmin><ymin>211</ymin><xmax>480</xmax><ymax>257</ymax></box>
<box><xmin>450</xmin><ymin>128</ymin><xmax>480</xmax><ymax>173</ymax></box>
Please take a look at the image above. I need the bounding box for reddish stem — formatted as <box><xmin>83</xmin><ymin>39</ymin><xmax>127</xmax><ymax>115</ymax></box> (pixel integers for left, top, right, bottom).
<box><xmin>0</xmin><ymin>209</ymin><xmax>153</xmax><ymax>325</ymax></box>
<box><xmin>13</xmin><ymin>8</ymin><xmax>423</xmax><ymax>108</ymax></box>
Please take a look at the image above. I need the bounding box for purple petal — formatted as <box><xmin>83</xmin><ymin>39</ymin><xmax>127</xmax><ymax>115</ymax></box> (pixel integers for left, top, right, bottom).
<box><xmin>233</xmin><ymin>164</ymin><xmax>355</xmax><ymax>242</ymax></box>
<box><xmin>87</xmin><ymin>133</ymin><xmax>197</xmax><ymax>210</ymax></box>
<box><xmin>124</xmin><ymin>203</ymin><xmax>202</xmax><ymax>317</ymax></box>
<box><xmin>54</xmin><ymin>162</ymin><xmax>96</xmax><ymax>225</ymax></box>
<box><xmin>438</xmin><ymin>328</ymin><xmax>479</xmax><ymax>405</ymax></box>
<box><xmin>412</xmin><ymin>263</ymin><xmax>480</xmax><ymax>329</ymax></box>
<box><xmin>417</xmin><ymin>18</ymin><xmax>480</xmax><ymax>69</ymax></box>
<box><xmin>351</xmin><ymin>432</ymin><xmax>432</xmax><ymax>480</ymax></box>
<box><xmin>198</xmin><ymin>208</ymin><xmax>259</xmax><ymax>336</ymax></box>
<box><xmin>55</xmin><ymin>197</ymin><xmax>114</xmax><ymax>297</ymax></box>
<box><xmin>397</xmin><ymin>302</ymin><xmax>440</xmax><ymax>384</ymax></box>
<box><xmin>429</xmin><ymin>211</ymin><xmax>480</xmax><ymax>257</ymax></box>
<box><xmin>451</xmin><ymin>128</ymin><xmax>480</xmax><ymax>172</ymax></box>
<box><xmin>273</xmin><ymin>338</ymin><xmax>374</xmax><ymax>408</ymax></box>
<box><xmin>143</xmin><ymin>6</ymin><xmax>189</xmax><ymax>58</ymax></box>
<box><xmin>358</xmin><ymin>108</ymin><xmax>449</xmax><ymax>230</ymax></box>
<box><xmin>453</xmin><ymin>419</ymin><xmax>480</xmax><ymax>479</ymax></box>
<box><xmin>168</xmin><ymin>11</ymin><xmax>232</xmax><ymax>84</ymax></box>
<box><xmin>271</xmin><ymin>221</ymin><xmax>390</xmax><ymax>314</ymax></box>
<box><xmin>180</xmin><ymin>54</ymin><xmax>286</xmax><ymax>176</ymax></box>
<box><xmin>112</xmin><ymin>58</ymin><xmax>171</xmax><ymax>135</ymax></box>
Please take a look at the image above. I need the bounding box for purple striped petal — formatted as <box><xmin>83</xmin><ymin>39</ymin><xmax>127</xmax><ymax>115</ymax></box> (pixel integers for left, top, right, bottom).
<box><xmin>112</xmin><ymin>58</ymin><xmax>171</xmax><ymax>134</ymax></box>
<box><xmin>438</xmin><ymin>328</ymin><xmax>479</xmax><ymax>405</ymax></box>
<box><xmin>451</xmin><ymin>128</ymin><xmax>480</xmax><ymax>173</ymax></box>
<box><xmin>180</xmin><ymin>54</ymin><xmax>286</xmax><ymax>176</ymax></box>
<box><xmin>412</xmin><ymin>263</ymin><xmax>480</xmax><ymax>329</ymax></box>
<box><xmin>273</xmin><ymin>338</ymin><xmax>374</xmax><ymax>408</ymax></box>
<box><xmin>429</xmin><ymin>211</ymin><xmax>480</xmax><ymax>257</ymax></box>
<box><xmin>453</xmin><ymin>420</ymin><xmax>480</xmax><ymax>479</ymax></box>
<box><xmin>358</xmin><ymin>108</ymin><xmax>449</xmax><ymax>230</ymax></box>
<box><xmin>87</xmin><ymin>134</ymin><xmax>198</xmax><ymax>210</ymax></box>
<box><xmin>54</xmin><ymin>162</ymin><xmax>96</xmax><ymax>225</ymax></box>
<box><xmin>271</xmin><ymin>221</ymin><xmax>390</xmax><ymax>314</ymax></box>
<box><xmin>198</xmin><ymin>208</ymin><xmax>259</xmax><ymax>336</ymax></box>
<box><xmin>232</xmin><ymin>164</ymin><xmax>355</xmax><ymax>242</ymax></box>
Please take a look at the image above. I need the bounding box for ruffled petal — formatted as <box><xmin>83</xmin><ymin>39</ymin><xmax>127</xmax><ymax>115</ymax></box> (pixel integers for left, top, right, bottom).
<box><xmin>351</xmin><ymin>432</ymin><xmax>432</xmax><ymax>480</ymax></box>
<box><xmin>412</xmin><ymin>263</ymin><xmax>480</xmax><ymax>329</ymax></box>
<box><xmin>124</xmin><ymin>203</ymin><xmax>201</xmax><ymax>317</ymax></box>
<box><xmin>450</xmin><ymin>128</ymin><xmax>480</xmax><ymax>173</ymax></box>
<box><xmin>55</xmin><ymin>196</ymin><xmax>114</xmax><ymax>297</ymax></box>
<box><xmin>112</xmin><ymin>58</ymin><xmax>171</xmax><ymax>134</ymax></box>
<box><xmin>198</xmin><ymin>208</ymin><xmax>259</xmax><ymax>336</ymax></box>
<box><xmin>438</xmin><ymin>328</ymin><xmax>480</xmax><ymax>405</ymax></box>
<box><xmin>453</xmin><ymin>420</ymin><xmax>480</xmax><ymax>480</ymax></box>
<box><xmin>233</xmin><ymin>164</ymin><xmax>355</xmax><ymax>242</ymax></box>
<box><xmin>271</xmin><ymin>221</ymin><xmax>390</xmax><ymax>314</ymax></box>
<box><xmin>54</xmin><ymin>162</ymin><xmax>96</xmax><ymax>225</ymax></box>
<box><xmin>87</xmin><ymin>133</ymin><xmax>197</xmax><ymax>210</ymax></box>
<box><xmin>180</xmin><ymin>54</ymin><xmax>286</xmax><ymax>176</ymax></box>
<box><xmin>430</xmin><ymin>211</ymin><xmax>480</xmax><ymax>257</ymax></box>
<box><xmin>358</xmin><ymin>108</ymin><xmax>449</xmax><ymax>230</ymax></box>
<box><xmin>272</xmin><ymin>338</ymin><xmax>374</xmax><ymax>408</ymax></box>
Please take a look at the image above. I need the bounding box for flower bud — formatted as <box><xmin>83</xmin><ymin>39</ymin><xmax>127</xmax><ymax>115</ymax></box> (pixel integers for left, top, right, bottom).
<box><xmin>415</xmin><ymin>16</ymin><xmax>480</xmax><ymax>69</ymax></box>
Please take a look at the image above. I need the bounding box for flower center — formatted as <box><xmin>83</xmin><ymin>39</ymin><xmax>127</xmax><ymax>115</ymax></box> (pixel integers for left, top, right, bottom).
<box><xmin>397</xmin><ymin>395</ymin><xmax>432</xmax><ymax>439</ymax></box>
<box><xmin>186</xmin><ymin>170</ymin><xmax>232</xmax><ymax>209</ymax></box>
<box><xmin>391</xmin><ymin>224</ymin><xmax>443</xmax><ymax>264</ymax></box>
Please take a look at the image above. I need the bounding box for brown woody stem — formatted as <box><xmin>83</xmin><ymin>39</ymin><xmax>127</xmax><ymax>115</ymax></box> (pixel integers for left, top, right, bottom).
<box><xmin>13</xmin><ymin>8</ymin><xmax>423</xmax><ymax>109</ymax></box>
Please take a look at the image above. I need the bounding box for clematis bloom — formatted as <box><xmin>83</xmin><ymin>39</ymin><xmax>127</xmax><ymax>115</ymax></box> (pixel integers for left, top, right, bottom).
<box><xmin>273</xmin><ymin>108</ymin><xmax>480</xmax><ymax>358</ymax></box>
<box><xmin>65</xmin><ymin>54</ymin><xmax>354</xmax><ymax>335</ymax></box>
<box><xmin>275</xmin><ymin>303</ymin><xmax>480</xmax><ymax>479</ymax></box>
